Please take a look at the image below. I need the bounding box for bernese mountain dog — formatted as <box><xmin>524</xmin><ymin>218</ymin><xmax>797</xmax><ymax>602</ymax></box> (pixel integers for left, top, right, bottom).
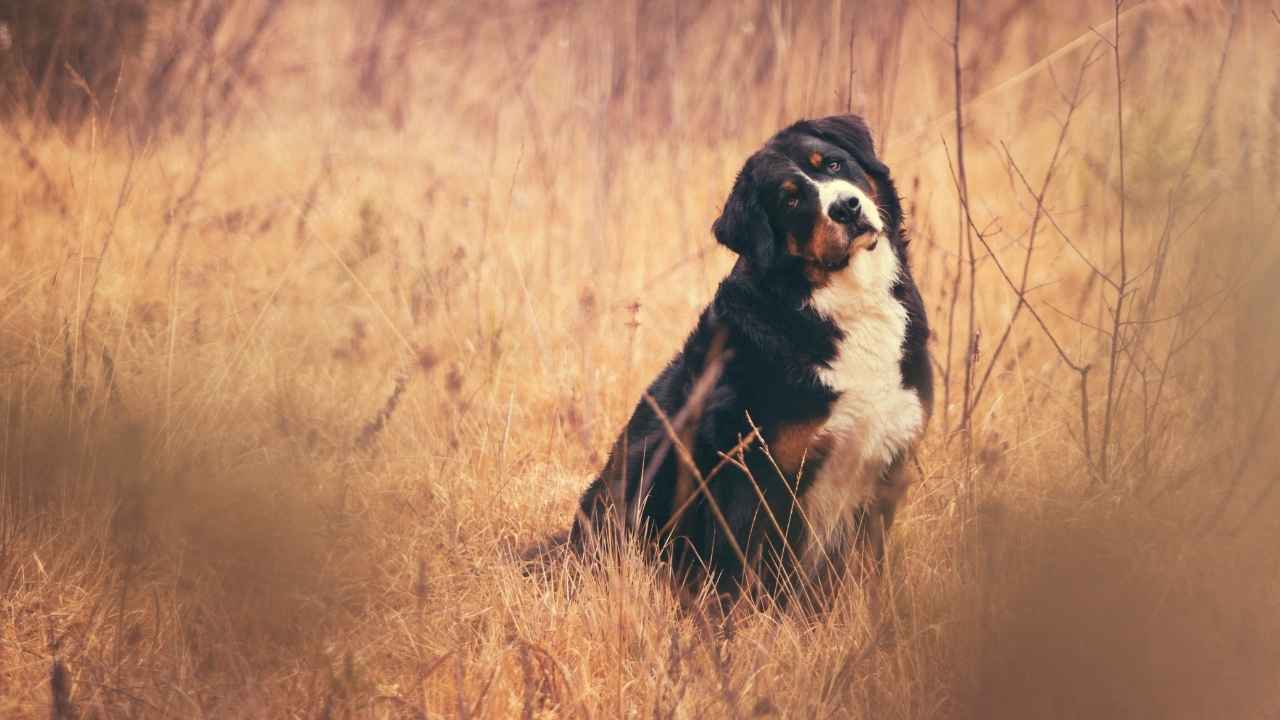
<box><xmin>570</xmin><ymin>114</ymin><xmax>932</xmax><ymax>610</ymax></box>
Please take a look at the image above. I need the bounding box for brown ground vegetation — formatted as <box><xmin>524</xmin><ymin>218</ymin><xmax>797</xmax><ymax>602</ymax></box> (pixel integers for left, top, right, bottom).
<box><xmin>2</xmin><ymin>1</ymin><xmax>1278</xmax><ymax>717</ymax></box>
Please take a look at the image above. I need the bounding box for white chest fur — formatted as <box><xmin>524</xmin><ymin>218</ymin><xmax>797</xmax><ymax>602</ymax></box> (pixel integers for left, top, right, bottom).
<box><xmin>799</xmin><ymin>238</ymin><xmax>924</xmax><ymax>573</ymax></box>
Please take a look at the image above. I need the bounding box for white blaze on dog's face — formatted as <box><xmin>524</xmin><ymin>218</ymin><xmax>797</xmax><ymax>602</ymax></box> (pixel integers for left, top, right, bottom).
<box><xmin>764</xmin><ymin>141</ymin><xmax>892</xmax><ymax>289</ymax></box>
<box><xmin>792</xmin><ymin>148</ymin><xmax>922</xmax><ymax>578</ymax></box>
<box><xmin>802</xmin><ymin>174</ymin><xmax>885</xmax><ymax>250</ymax></box>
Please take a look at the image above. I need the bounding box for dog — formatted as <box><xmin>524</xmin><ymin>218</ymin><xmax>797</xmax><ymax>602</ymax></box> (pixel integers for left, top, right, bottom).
<box><xmin>569</xmin><ymin>114</ymin><xmax>932</xmax><ymax>610</ymax></box>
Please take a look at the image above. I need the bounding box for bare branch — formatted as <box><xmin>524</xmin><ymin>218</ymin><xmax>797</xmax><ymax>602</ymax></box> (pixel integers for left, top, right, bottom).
<box><xmin>941</xmin><ymin>0</ymin><xmax>970</xmax><ymax>438</ymax></box>
<box><xmin>79</xmin><ymin>136</ymin><xmax>140</xmax><ymax>365</ymax></box>
<box><xmin>942</xmin><ymin>133</ymin><xmax>1098</xmax><ymax>476</ymax></box>
<box><xmin>638</xmin><ymin>330</ymin><xmax>731</xmax><ymax>526</ymax></box>
<box><xmin>970</xmin><ymin>46</ymin><xmax>1097</xmax><ymax>412</ymax></box>
<box><xmin>1003</xmin><ymin>144</ymin><xmax>1120</xmax><ymax>291</ymax></box>
<box><xmin>1130</xmin><ymin>0</ymin><xmax>1239</xmax><ymax>355</ymax></box>
<box><xmin>1098</xmin><ymin>0</ymin><xmax>1129</xmax><ymax>485</ymax></box>
<box><xmin>952</xmin><ymin>0</ymin><xmax>981</xmax><ymax>446</ymax></box>
<box><xmin>641</xmin><ymin>392</ymin><xmax>758</xmax><ymax>589</ymax></box>
<box><xmin>1042</xmin><ymin>302</ymin><xmax>1113</xmax><ymax>337</ymax></box>
<box><xmin>941</xmin><ymin>137</ymin><xmax>1087</xmax><ymax>376</ymax></box>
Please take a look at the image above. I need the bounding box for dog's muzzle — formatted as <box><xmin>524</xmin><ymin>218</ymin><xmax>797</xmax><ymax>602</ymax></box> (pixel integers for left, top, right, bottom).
<box><xmin>817</xmin><ymin>197</ymin><xmax>879</xmax><ymax>268</ymax></box>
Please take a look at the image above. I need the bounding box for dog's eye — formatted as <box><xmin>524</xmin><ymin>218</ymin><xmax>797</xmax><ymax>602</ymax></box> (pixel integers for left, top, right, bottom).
<box><xmin>825</xmin><ymin>159</ymin><xmax>842</xmax><ymax>173</ymax></box>
<box><xmin>785</xmin><ymin>196</ymin><xmax>800</xmax><ymax>209</ymax></box>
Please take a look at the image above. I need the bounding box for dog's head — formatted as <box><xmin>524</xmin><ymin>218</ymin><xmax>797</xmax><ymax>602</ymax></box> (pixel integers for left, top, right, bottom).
<box><xmin>712</xmin><ymin>114</ymin><xmax>903</xmax><ymax>287</ymax></box>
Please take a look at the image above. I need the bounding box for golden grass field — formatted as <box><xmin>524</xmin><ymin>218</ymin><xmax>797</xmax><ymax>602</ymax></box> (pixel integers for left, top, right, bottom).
<box><xmin>2</xmin><ymin>1</ymin><xmax>1279</xmax><ymax>717</ymax></box>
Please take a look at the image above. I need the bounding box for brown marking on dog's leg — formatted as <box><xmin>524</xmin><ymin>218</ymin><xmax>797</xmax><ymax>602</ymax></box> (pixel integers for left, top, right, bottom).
<box><xmin>767</xmin><ymin>416</ymin><xmax>831</xmax><ymax>476</ymax></box>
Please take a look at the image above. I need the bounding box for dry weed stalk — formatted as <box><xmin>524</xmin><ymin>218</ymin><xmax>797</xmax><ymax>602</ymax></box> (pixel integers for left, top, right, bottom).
<box><xmin>952</xmin><ymin>0</ymin><xmax>979</xmax><ymax>450</ymax></box>
<box><xmin>968</xmin><ymin>49</ymin><xmax>1099</xmax><ymax>414</ymax></box>
<box><xmin>3</xmin><ymin>121</ymin><xmax>69</xmax><ymax>216</ymax></box>
<box><xmin>355</xmin><ymin>373</ymin><xmax>409</xmax><ymax>450</ymax></box>
<box><xmin>49</xmin><ymin>657</ymin><xmax>77</xmax><ymax>720</ymax></box>
<box><xmin>637</xmin><ymin>391</ymin><xmax>755</xmax><ymax>588</ymax></box>
<box><xmin>1</xmin><ymin>2</ymin><xmax>1276</xmax><ymax>718</ymax></box>
<box><xmin>78</xmin><ymin>134</ymin><xmax>140</xmax><ymax>372</ymax></box>
<box><xmin>947</xmin><ymin>143</ymin><xmax>1099</xmax><ymax>478</ymax></box>
<box><xmin>1094</xmin><ymin>0</ymin><xmax>1131</xmax><ymax>487</ymax></box>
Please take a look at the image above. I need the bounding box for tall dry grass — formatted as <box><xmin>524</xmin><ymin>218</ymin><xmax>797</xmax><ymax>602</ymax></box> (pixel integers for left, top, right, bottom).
<box><xmin>2</xmin><ymin>1</ymin><xmax>1279</xmax><ymax>717</ymax></box>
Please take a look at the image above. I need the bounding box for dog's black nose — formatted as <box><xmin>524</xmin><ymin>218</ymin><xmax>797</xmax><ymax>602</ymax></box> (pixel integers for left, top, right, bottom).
<box><xmin>829</xmin><ymin>196</ymin><xmax>862</xmax><ymax>225</ymax></box>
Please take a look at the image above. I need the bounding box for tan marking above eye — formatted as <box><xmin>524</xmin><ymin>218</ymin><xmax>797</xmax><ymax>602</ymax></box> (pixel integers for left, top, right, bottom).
<box><xmin>781</xmin><ymin>180</ymin><xmax>800</xmax><ymax>208</ymax></box>
<box><xmin>809</xmin><ymin>151</ymin><xmax>823</xmax><ymax>169</ymax></box>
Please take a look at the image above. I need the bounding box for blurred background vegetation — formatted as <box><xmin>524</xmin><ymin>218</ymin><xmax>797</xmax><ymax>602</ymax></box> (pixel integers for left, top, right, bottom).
<box><xmin>1</xmin><ymin>1</ymin><xmax>1278</xmax><ymax>718</ymax></box>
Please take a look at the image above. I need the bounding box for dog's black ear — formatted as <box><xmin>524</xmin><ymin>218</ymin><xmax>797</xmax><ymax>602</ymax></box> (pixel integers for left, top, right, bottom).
<box><xmin>807</xmin><ymin>114</ymin><xmax>889</xmax><ymax>178</ymax></box>
<box><xmin>712</xmin><ymin>168</ymin><xmax>776</xmax><ymax>269</ymax></box>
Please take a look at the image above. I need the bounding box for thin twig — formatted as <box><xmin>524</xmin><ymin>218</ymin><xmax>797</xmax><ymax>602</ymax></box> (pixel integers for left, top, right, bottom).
<box><xmin>640</xmin><ymin>393</ymin><xmax>758</xmax><ymax>588</ymax></box>
<box><xmin>80</xmin><ymin>136</ymin><xmax>140</xmax><ymax>368</ymax></box>
<box><xmin>941</xmin><ymin>0</ymin><xmax>970</xmax><ymax>438</ymax></box>
<box><xmin>969</xmin><ymin>48</ymin><xmax>1095</xmax><ymax>412</ymax></box>
<box><xmin>1098</xmin><ymin>0</ymin><xmax>1129</xmax><ymax>486</ymax></box>
<box><xmin>942</xmin><ymin>137</ymin><xmax>1096</xmax><ymax>474</ymax></box>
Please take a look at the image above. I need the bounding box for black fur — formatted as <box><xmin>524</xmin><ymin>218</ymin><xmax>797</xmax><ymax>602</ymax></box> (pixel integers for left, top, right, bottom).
<box><xmin>570</xmin><ymin>114</ymin><xmax>932</xmax><ymax>608</ymax></box>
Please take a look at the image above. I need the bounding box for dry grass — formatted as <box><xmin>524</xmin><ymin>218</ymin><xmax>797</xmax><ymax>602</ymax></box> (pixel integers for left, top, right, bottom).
<box><xmin>2</xmin><ymin>1</ymin><xmax>1279</xmax><ymax>717</ymax></box>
